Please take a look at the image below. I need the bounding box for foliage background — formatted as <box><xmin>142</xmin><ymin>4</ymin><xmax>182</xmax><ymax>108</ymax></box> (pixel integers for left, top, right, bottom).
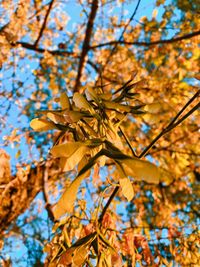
<box><xmin>0</xmin><ymin>0</ymin><xmax>199</xmax><ymax>266</ymax></box>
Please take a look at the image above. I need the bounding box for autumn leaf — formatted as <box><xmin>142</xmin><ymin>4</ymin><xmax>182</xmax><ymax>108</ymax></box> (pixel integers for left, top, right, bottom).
<box><xmin>53</xmin><ymin>173</ymin><xmax>84</xmax><ymax>218</ymax></box>
<box><xmin>58</xmin><ymin>233</ymin><xmax>96</xmax><ymax>266</ymax></box>
<box><xmin>62</xmin><ymin>110</ymin><xmax>90</xmax><ymax>123</ymax></box>
<box><xmin>103</xmin><ymin>100</ymin><xmax>131</xmax><ymax>112</ymax></box>
<box><xmin>53</xmin><ymin>151</ymin><xmax>103</xmax><ymax>219</ymax></box>
<box><xmin>30</xmin><ymin>118</ymin><xmax>57</xmax><ymax>131</ymax></box>
<box><xmin>51</xmin><ymin>141</ymin><xmax>85</xmax><ymax>158</ymax></box>
<box><xmin>119</xmin><ymin>177</ymin><xmax>134</xmax><ymax>201</ymax></box>
<box><xmin>47</xmin><ymin>112</ymin><xmax>66</xmax><ymax>125</ymax></box>
<box><xmin>73</xmin><ymin>92</ymin><xmax>95</xmax><ymax>113</ymax></box>
<box><xmin>51</xmin><ymin>142</ymin><xmax>89</xmax><ymax>171</ymax></box>
<box><xmin>72</xmin><ymin>244</ymin><xmax>89</xmax><ymax>266</ymax></box>
<box><xmin>86</xmin><ymin>87</ymin><xmax>100</xmax><ymax>104</ymax></box>
<box><xmin>77</xmin><ymin>156</ymin><xmax>91</xmax><ymax>180</ymax></box>
<box><xmin>60</xmin><ymin>92</ymin><xmax>70</xmax><ymax>109</ymax></box>
<box><xmin>116</xmin><ymin>158</ymin><xmax>161</xmax><ymax>184</ymax></box>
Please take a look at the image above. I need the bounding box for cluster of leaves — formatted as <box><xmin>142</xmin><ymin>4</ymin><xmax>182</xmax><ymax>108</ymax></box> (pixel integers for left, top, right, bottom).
<box><xmin>30</xmin><ymin>82</ymin><xmax>164</xmax><ymax>218</ymax></box>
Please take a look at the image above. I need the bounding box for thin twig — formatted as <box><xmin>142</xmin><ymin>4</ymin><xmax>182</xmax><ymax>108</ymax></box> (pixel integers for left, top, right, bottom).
<box><xmin>139</xmin><ymin>89</ymin><xmax>200</xmax><ymax>158</ymax></box>
<box><xmin>97</xmin><ymin>0</ymin><xmax>141</xmax><ymax>80</ymax></box>
<box><xmin>103</xmin><ymin>0</ymin><xmax>141</xmax><ymax>66</ymax></box>
<box><xmin>166</xmin><ymin>101</ymin><xmax>200</xmax><ymax>132</ymax></box>
<box><xmin>98</xmin><ymin>186</ymin><xmax>119</xmax><ymax>224</ymax></box>
<box><xmin>34</xmin><ymin>0</ymin><xmax>55</xmax><ymax>47</ymax></box>
<box><xmin>90</xmin><ymin>30</ymin><xmax>200</xmax><ymax>49</ymax></box>
<box><xmin>168</xmin><ymin>89</ymin><xmax>200</xmax><ymax>126</ymax></box>
<box><xmin>119</xmin><ymin>126</ymin><xmax>137</xmax><ymax>157</ymax></box>
<box><xmin>74</xmin><ymin>0</ymin><xmax>99</xmax><ymax>92</ymax></box>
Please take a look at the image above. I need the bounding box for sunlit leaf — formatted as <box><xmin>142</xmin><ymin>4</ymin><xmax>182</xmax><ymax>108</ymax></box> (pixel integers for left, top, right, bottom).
<box><xmin>99</xmin><ymin>92</ymin><xmax>112</xmax><ymax>100</ymax></box>
<box><xmin>86</xmin><ymin>87</ymin><xmax>100</xmax><ymax>104</ymax></box>
<box><xmin>51</xmin><ymin>142</ymin><xmax>85</xmax><ymax>158</ymax></box>
<box><xmin>62</xmin><ymin>110</ymin><xmax>89</xmax><ymax>123</ymax></box>
<box><xmin>117</xmin><ymin>158</ymin><xmax>161</xmax><ymax>184</ymax></box>
<box><xmin>72</xmin><ymin>244</ymin><xmax>89</xmax><ymax>266</ymax></box>
<box><xmin>73</xmin><ymin>232</ymin><xmax>97</xmax><ymax>247</ymax></box>
<box><xmin>58</xmin><ymin>247</ymin><xmax>76</xmax><ymax>266</ymax></box>
<box><xmin>119</xmin><ymin>177</ymin><xmax>134</xmax><ymax>201</ymax></box>
<box><xmin>59</xmin><ymin>145</ymin><xmax>89</xmax><ymax>171</ymax></box>
<box><xmin>47</xmin><ymin>112</ymin><xmax>66</xmax><ymax>124</ymax></box>
<box><xmin>103</xmin><ymin>100</ymin><xmax>131</xmax><ymax>112</ymax></box>
<box><xmin>53</xmin><ymin>152</ymin><xmax>102</xmax><ymax>219</ymax></box>
<box><xmin>144</xmin><ymin>102</ymin><xmax>163</xmax><ymax>113</ymax></box>
<box><xmin>73</xmin><ymin>92</ymin><xmax>96</xmax><ymax>116</ymax></box>
<box><xmin>77</xmin><ymin>156</ymin><xmax>91</xmax><ymax>179</ymax></box>
<box><xmin>60</xmin><ymin>92</ymin><xmax>70</xmax><ymax>109</ymax></box>
<box><xmin>30</xmin><ymin>118</ymin><xmax>56</xmax><ymax>131</ymax></box>
<box><xmin>53</xmin><ymin>172</ymin><xmax>85</xmax><ymax>218</ymax></box>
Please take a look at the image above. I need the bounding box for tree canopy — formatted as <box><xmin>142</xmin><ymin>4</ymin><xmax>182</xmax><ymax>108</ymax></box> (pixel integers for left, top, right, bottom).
<box><xmin>0</xmin><ymin>0</ymin><xmax>199</xmax><ymax>266</ymax></box>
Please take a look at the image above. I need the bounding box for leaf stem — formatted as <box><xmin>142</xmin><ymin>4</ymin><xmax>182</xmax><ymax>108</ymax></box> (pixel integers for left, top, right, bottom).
<box><xmin>139</xmin><ymin>89</ymin><xmax>199</xmax><ymax>158</ymax></box>
<box><xmin>119</xmin><ymin>126</ymin><xmax>137</xmax><ymax>157</ymax></box>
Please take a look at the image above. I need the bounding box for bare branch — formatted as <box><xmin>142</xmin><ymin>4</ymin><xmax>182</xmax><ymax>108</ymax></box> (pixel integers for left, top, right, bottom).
<box><xmin>98</xmin><ymin>186</ymin><xmax>119</xmax><ymax>224</ymax></box>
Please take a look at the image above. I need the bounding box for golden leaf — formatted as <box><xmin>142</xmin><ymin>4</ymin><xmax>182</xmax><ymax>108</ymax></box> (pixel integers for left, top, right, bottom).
<box><xmin>51</xmin><ymin>142</ymin><xmax>84</xmax><ymax>158</ymax></box>
<box><xmin>53</xmin><ymin>173</ymin><xmax>85</xmax><ymax>218</ymax></box>
<box><xmin>72</xmin><ymin>244</ymin><xmax>89</xmax><ymax>266</ymax></box>
<box><xmin>103</xmin><ymin>100</ymin><xmax>131</xmax><ymax>112</ymax></box>
<box><xmin>117</xmin><ymin>158</ymin><xmax>160</xmax><ymax>184</ymax></box>
<box><xmin>119</xmin><ymin>177</ymin><xmax>134</xmax><ymax>201</ymax></box>
<box><xmin>53</xmin><ymin>153</ymin><xmax>99</xmax><ymax>219</ymax></box>
<box><xmin>86</xmin><ymin>87</ymin><xmax>100</xmax><ymax>103</ymax></box>
<box><xmin>77</xmin><ymin>156</ymin><xmax>91</xmax><ymax>179</ymax></box>
<box><xmin>62</xmin><ymin>110</ymin><xmax>88</xmax><ymax>123</ymax></box>
<box><xmin>73</xmin><ymin>92</ymin><xmax>95</xmax><ymax>114</ymax></box>
<box><xmin>60</xmin><ymin>92</ymin><xmax>70</xmax><ymax>109</ymax></box>
<box><xmin>59</xmin><ymin>146</ymin><xmax>89</xmax><ymax>172</ymax></box>
<box><xmin>47</xmin><ymin>112</ymin><xmax>66</xmax><ymax>124</ymax></box>
<box><xmin>30</xmin><ymin>118</ymin><xmax>56</xmax><ymax>131</ymax></box>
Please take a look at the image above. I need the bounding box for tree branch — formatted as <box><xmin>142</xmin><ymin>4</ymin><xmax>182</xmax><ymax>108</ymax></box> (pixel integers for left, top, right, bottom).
<box><xmin>15</xmin><ymin>41</ymin><xmax>75</xmax><ymax>56</ymax></box>
<box><xmin>89</xmin><ymin>30</ymin><xmax>200</xmax><ymax>49</ymax></box>
<box><xmin>74</xmin><ymin>0</ymin><xmax>99</xmax><ymax>92</ymax></box>
<box><xmin>34</xmin><ymin>0</ymin><xmax>55</xmax><ymax>47</ymax></box>
<box><xmin>0</xmin><ymin>159</ymin><xmax>60</xmax><ymax>234</ymax></box>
